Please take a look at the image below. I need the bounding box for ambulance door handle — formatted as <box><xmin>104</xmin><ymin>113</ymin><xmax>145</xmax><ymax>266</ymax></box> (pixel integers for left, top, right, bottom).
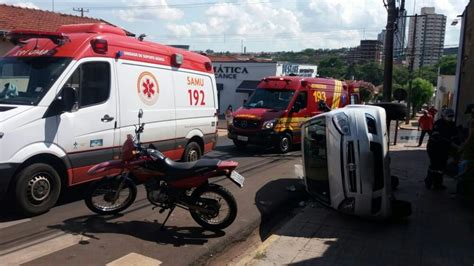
<box><xmin>101</xmin><ymin>114</ymin><xmax>114</xmax><ymax>122</ymax></box>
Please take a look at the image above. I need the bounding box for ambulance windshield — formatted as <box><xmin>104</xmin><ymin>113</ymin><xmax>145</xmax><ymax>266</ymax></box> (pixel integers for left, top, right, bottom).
<box><xmin>245</xmin><ymin>89</ymin><xmax>294</xmax><ymax>111</ymax></box>
<box><xmin>0</xmin><ymin>57</ymin><xmax>71</xmax><ymax>105</ymax></box>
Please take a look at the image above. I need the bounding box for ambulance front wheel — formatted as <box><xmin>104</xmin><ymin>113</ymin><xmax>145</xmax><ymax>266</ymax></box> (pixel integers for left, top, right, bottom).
<box><xmin>183</xmin><ymin>141</ymin><xmax>202</xmax><ymax>162</ymax></box>
<box><xmin>12</xmin><ymin>163</ymin><xmax>61</xmax><ymax>216</ymax></box>
<box><xmin>276</xmin><ymin>133</ymin><xmax>292</xmax><ymax>153</ymax></box>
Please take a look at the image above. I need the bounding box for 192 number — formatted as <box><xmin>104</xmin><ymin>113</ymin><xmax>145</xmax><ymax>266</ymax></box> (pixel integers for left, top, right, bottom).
<box><xmin>188</xmin><ymin>89</ymin><xmax>206</xmax><ymax>106</ymax></box>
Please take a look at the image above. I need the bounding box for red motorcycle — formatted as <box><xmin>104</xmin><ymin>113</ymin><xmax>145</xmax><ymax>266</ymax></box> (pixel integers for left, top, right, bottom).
<box><xmin>84</xmin><ymin>110</ymin><xmax>244</xmax><ymax>230</ymax></box>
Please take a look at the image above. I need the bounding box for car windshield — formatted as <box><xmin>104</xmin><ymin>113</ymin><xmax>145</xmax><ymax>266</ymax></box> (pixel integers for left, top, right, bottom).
<box><xmin>245</xmin><ymin>89</ymin><xmax>295</xmax><ymax>111</ymax></box>
<box><xmin>0</xmin><ymin>57</ymin><xmax>71</xmax><ymax>105</ymax></box>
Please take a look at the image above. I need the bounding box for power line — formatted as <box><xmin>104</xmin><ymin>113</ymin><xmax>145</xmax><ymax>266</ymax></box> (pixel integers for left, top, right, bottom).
<box><xmin>73</xmin><ymin>7</ymin><xmax>89</xmax><ymax>17</ymax></box>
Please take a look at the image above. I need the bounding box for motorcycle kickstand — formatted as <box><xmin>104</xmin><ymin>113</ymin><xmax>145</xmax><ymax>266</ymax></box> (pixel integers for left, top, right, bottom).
<box><xmin>160</xmin><ymin>206</ymin><xmax>176</xmax><ymax>231</ymax></box>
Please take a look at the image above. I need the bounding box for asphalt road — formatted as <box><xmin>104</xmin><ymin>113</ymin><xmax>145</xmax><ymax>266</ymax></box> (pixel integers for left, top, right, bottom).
<box><xmin>0</xmin><ymin>137</ymin><xmax>307</xmax><ymax>265</ymax></box>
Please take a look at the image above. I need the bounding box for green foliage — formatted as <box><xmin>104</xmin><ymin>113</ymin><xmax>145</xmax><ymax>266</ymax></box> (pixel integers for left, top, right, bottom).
<box><xmin>354</xmin><ymin>63</ymin><xmax>384</xmax><ymax>85</ymax></box>
<box><xmin>393</xmin><ymin>65</ymin><xmax>409</xmax><ymax>86</ymax></box>
<box><xmin>318</xmin><ymin>56</ymin><xmax>347</xmax><ymax>79</ymax></box>
<box><xmin>437</xmin><ymin>55</ymin><xmax>457</xmax><ymax>75</ymax></box>
<box><xmin>409</xmin><ymin>78</ymin><xmax>434</xmax><ymax>115</ymax></box>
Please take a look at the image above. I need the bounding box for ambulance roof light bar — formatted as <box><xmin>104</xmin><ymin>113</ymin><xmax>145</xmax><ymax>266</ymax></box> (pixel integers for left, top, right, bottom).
<box><xmin>7</xmin><ymin>30</ymin><xmax>70</xmax><ymax>46</ymax></box>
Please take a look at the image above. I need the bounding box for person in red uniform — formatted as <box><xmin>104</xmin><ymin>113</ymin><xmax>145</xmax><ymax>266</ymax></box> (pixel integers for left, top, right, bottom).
<box><xmin>428</xmin><ymin>105</ymin><xmax>438</xmax><ymax>118</ymax></box>
<box><xmin>418</xmin><ymin>110</ymin><xmax>433</xmax><ymax>146</ymax></box>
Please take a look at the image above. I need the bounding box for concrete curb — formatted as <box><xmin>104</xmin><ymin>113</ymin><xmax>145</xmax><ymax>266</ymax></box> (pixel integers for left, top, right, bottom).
<box><xmin>193</xmin><ymin>182</ymin><xmax>308</xmax><ymax>265</ymax></box>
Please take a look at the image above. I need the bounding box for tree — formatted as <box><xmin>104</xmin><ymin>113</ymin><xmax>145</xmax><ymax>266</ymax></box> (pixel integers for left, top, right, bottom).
<box><xmin>354</xmin><ymin>63</ymin><xmax>384</xmax><ymax>86</ymax></box>
<box><xmin>392</xmin><ymin>65</ymin><xmax>409</xmax><ymax>86</ymax></box>
<box><xmin>318</xmin><ymin>56</ymin><xmax>346</xmax><ymax>79</ymax></box>
<box><xmin>357</xmin><ymin>81</ymin><xmax>376</xmax><ymax>103</ymax></box>
<box><xmin>409</xmin><ymin>78</ymin><xmax>434</xmax><ymax>117</ymax></box>
<box><xmin>437</xmin><ymin>55</ymin><xmax>457</xmax><ymax>75</ymax></box>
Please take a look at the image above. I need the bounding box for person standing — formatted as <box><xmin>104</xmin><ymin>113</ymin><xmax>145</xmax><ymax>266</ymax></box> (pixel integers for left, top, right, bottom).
<box><xmin>417</xmin><ymin>110</ymin><xmax>433</xmax><ymax>146</ymax></box>
<box><xmin>225</xmin><ymin>105</ymin><xmax>233</xmax><ymax>126</ymax></box>
<box><xmin>425</xmin><ymin>108</ymin><xmax>459</xmax><ymax>190</ymax></box>
<box><xmin>428</xmin><ymin>105</ymin><xmax>438</xmax><ymax>118</ymax></box>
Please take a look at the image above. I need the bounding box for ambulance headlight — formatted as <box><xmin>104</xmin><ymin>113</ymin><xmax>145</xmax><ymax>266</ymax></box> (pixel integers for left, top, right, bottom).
<box><xmin>333</xmin><ymin>113</ymin><xmax>351</xmax><ymax>136</ymax></box>
<box><xmin>262</xmin><ymin>119</ymin><xmax>277</xmax><ymax>129</ymax></box>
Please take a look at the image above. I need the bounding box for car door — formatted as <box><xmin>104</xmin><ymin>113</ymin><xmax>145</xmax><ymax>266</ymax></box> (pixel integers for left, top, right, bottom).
<box><xmin>292</xmin><ymin>90</ymin><xmax>309</xmax><ymax>143</ymax></box>
<box><xmin>56</xmin><ymin>58</ymin><xmax>118</xmax><ymax>184</ymax></box>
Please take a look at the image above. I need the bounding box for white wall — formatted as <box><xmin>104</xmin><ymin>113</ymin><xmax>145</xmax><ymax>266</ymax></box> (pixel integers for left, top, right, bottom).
<box><xmin>214</xmin><ymin>62</ymin><xmax>277</xmax><ymax>114</ymax></box>
<box><xmin>214</xmin><ymin>61</ymin><xmax>319</xmax><ymax>114</ymax></box>
<box><xmin>435</xmin><ymin>75</ymin><xmax>456</xmax><ymax>115</ymax></box>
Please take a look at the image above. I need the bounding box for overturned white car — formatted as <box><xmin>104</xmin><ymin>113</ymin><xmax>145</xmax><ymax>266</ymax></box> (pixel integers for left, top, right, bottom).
<box><xmin>301</xmin><ymin>105</ymin><xmax>411</xmax><ymax>219</ymax></box>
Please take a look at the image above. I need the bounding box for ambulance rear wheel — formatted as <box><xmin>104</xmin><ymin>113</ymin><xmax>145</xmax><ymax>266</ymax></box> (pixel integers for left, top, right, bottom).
<box><xmin>233</xmin><ymin>140</ymin><xmax>248</xmax><ymax>148</ymax></box>
<box><xmin>276</xmin><ymin>133</ymin><xmax>292</xmax><ymax>153</ymax></box>
<box><xmin>184</xmin><ymin>142</ymin><xmax>202</xmax><ymax>162</ymax></box>
<box><xmin>13</xmin><ymin>163</ymin><xmax>61</xmax><ymax>216</ymax></box>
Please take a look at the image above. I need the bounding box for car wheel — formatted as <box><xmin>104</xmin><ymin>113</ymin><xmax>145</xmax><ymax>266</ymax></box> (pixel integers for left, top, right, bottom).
<box><xmin>370</xmin><ymin>103</ymin><xmax>407</xmax><ymax>121</ymax></box>
<box><xmin>183</xmin><ymin>141</ymin><xmax>202</xmax><ymax>162</ymax></box>
<box><xmin>13</xmin><ymin>163</ymin><xmax>61</xmax><ymax>216</ymax></box>
<box><xmin>276</xmin><ymin>133</ymin><xmax>292</xmax><ymax>153</ymax></box>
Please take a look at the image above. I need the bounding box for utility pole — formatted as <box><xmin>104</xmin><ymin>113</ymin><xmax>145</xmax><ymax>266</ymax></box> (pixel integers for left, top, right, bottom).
<box><xmin>73</xmin><ymin>7</ymin><xmax>89</xmax><ymax>17</ymax></box>
<box><xmin>406</xmin><ymin>14</ymin><xmax>417</xmax><ymax>124</ymax></box>
<box><xmin>382</xmin><ymin>0</ymin><xmax>397</xmax><ymax>102</ymax></box>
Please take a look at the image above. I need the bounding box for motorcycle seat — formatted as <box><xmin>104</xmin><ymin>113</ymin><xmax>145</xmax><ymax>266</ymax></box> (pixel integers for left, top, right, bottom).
<box><xmin>163</xmin><ymin>158</ymin><xmax>221</xmax><ymax>179</ymax></box>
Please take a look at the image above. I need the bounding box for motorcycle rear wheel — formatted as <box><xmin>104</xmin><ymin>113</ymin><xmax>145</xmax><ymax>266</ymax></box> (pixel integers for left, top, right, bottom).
<box><xmin>190</xmin><ymin>184</ymin><xmax>237</xmax><ymax>230</ymax></box>
<box><xmin>84</xmin><ymin>176</ymin><xmax>137</xmax><ymax>215</ymax></box>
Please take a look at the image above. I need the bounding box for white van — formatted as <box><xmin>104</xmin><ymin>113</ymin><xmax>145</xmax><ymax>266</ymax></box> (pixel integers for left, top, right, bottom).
<box><xmin>0</xmin><ymin>23</ymin><xmax>218</xmax><ymax>215</ymax></box>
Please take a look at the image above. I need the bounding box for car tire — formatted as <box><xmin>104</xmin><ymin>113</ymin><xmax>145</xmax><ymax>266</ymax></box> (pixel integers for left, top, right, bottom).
<box><xmin>370</xmin><ymin>102</ymin><xmax>407</xmax><ymax>121</ymax></box>
<box><xmin>233</xmin><ymin>140</ymin><xmax>248</xmax><ymax>148</ymax></box>
<box><xmin>183</xmin><ymin>141</ymin><xmax>202</xmax><ymax>162</ymax></box>
<box><xmin>13</xmin><ymin>163</ymin><xmax>61</xmax><ymax>216</ymax></box>
<box><xmin>276</xmin><ymin>133</ymin><xmax>292</xmax><ymax>153</ymax></box>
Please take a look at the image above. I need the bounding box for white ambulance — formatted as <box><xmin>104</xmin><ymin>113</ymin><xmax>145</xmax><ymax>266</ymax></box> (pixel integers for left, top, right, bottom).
<box><xmin>0</xmin><ymin>23</ymin><xmax>218</xmax><ymax>215</ymax></box>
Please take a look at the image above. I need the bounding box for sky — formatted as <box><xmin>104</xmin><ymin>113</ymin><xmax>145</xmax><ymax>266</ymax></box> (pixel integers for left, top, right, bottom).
<box><xmin>0</xmin><ymin>0</ymin><xmax>469</xmax><ymax>52</ymax></box>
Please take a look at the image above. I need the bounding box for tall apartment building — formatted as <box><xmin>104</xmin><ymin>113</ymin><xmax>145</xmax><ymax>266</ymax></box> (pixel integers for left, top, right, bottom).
<box><xmin>407</xmin><ymin>7</ymin><xmax>446</xmax><ymax>69</ymax></box>
<box><xmin>347</xmin><ymin>40</ymin><xmax>383</xmax><ymax>65</ymax></box>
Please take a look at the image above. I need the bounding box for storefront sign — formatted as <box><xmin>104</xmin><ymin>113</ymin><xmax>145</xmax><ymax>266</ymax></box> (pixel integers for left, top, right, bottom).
<box><xmin>214</xmin><ymin>65</ymin><xmax>249</xmax><ymax>79</ymax></box>
<box><xmin>282</xmin><ymin>64</ymin><xmax>299</xmax><ymax>75</ymax></box>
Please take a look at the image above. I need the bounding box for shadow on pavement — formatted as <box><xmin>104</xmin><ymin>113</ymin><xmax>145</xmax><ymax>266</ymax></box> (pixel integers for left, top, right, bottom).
<box><xmin>263</xmin><ymin>148</ymin><xmax>474</xmax><ymax>265</ymax></box>
<box><xmin>48</xmin><ymin>214</ymin><xmax>225</xmax><ymax>247</ymax></box>
<box><xmin>254</xmin><ymin>178</ymin><xmax>308</xmax><ymax>241</ymax></box>
<box><xmin>0</xmin><ymin>183</ymin><xmax>90</xmax><ymax>222</ymax></box>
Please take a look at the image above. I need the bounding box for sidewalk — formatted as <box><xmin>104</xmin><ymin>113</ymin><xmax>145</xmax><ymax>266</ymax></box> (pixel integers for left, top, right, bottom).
<box><xmin>234</xmin><ymin>144</ymin><xmax>474</xmax><ymax>265</ymax></box>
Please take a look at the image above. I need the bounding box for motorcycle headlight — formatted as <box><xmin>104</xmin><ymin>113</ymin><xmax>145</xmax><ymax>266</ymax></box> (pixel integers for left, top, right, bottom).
<box><xmin>333</xmin><ymin>113</ymin><xmax>351</xmax><ymax>136</ymax></box>
<box><xmin>262</xmin><ymin>119</ymin><xmax>277</xmax><ymax>129</ymax></box>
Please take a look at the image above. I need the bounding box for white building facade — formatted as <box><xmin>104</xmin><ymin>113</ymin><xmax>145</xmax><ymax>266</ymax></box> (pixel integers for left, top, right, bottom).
<box><xmin>407</xmin><ymin>7</ymin><xmax>447</xmax><ymax>69</ymax></box>
<box><xmin>213</xmin><ymin>61</ymin><xmax>317</xmax><ymax>114</ymax></box>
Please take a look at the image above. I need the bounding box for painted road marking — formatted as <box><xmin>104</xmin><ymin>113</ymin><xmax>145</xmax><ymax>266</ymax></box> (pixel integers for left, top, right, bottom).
<box><xmin>0</xmin><ymin>218</ymin><xmax>31</xmax><ymax>229</ymax></box>
<box><xmin>0</xmin><ymin>233</ymin><xmax>89</xmax><ymax>265</ymax></box>
<box><xmin>107</xmin><ymin>253</ymin><xmax>162</xmax><ymax>266</ymax></box>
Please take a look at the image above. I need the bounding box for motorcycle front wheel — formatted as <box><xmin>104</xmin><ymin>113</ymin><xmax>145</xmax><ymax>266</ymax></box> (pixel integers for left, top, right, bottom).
<box><xmin>84</xmin><ymin>176</ymin><xmax>137</xmax><ymax>215</ymax></box>
<box><xmin>190</xmin><ymin>184</ymin><xmax>237</xmax><ymax>230</ymax></box>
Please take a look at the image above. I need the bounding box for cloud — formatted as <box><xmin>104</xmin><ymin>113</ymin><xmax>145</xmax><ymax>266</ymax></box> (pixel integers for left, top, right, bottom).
<box><xmin>116</xmin><ymin>0</ymin><xmax>184</xmax><ymax>22</ymax></box>
<box><xmin>6</xmin><ymin>1</ymin><xmax>39</xmax><ymax>9</ymax></box>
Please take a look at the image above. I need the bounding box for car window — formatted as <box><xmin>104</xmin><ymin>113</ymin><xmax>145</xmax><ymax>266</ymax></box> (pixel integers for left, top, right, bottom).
<box><xmin>64</xmin><ymin>62</ymin><xmax>110</xmax><ymax>108</ymax></box>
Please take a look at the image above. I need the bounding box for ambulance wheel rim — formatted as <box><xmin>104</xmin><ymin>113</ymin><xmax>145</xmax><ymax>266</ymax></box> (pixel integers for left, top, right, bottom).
<box><xmin>28</xmin><ymin>174</ymin><xmax>51</xmax><ymax>202</ymax></box>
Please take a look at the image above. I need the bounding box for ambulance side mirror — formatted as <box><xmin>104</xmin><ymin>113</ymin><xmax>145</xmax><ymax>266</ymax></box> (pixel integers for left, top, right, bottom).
<box><xmin>61</xmin><ymin>86</ymin><xmax>78</xmax><ymax>112</ymax></box>
<box><xmin>291</xmin><ymin>103</ymin><xmax>301</xmax><ymax>113</ymax></box>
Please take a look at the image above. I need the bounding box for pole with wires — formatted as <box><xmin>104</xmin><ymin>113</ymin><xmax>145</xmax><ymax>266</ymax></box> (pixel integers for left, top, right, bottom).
<box><xmin>382</xmin><ymin>0</ymin><xmax>397</xmax><ymax>102</ymax></box>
